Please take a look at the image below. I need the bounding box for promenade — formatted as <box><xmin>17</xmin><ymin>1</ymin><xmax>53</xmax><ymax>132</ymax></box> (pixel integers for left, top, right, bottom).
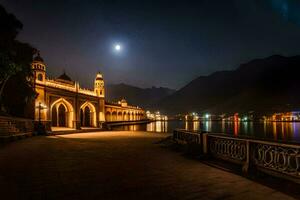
<box><xmin>0</xmin><ymin>131</ymin><xmax>297</xmax><ymax>199</ymax></box>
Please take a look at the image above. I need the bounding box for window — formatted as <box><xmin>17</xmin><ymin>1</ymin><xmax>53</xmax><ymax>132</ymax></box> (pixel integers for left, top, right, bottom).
<box><xmin>37</xmin><ymin>73</ymin><xmax>43</xmax><ymax>81</ymax></box>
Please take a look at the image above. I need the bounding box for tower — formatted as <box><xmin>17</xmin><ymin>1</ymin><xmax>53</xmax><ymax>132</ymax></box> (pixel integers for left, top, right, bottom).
<box><xmin>94</xmin><ymin>72</ymin><xmax>105</xmax><ymax>124</ymax></box>
<box><xmin>94</xmin><ymin>72</ymin><xmax>105</xmax><ymax>97</ymax></box>
<box><xmin>31</xmin><ymin>51</ymin><xmax>47</xmax><ymax>122</ymax></box>
<box><xmin>32</xmin><ymin>51</ymin><xmax>46</xmax><ymax>83</ymax></box>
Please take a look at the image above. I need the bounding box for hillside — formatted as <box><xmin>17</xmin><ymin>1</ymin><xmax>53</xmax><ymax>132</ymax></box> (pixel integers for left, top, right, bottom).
<box><xmin>156</xmin><ymin>55</ymin><xmax>300</xmax><ymax>115</ymax></box>
<box><xmin>105</xmin><ymin>83</ymin><xmax>175</xmax><ymax>109</ymax></box>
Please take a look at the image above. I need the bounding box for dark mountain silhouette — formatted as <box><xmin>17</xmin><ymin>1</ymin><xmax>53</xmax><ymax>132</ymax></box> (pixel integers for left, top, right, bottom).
<box><xmin>156</xmin><ymin>55</ymin><xmax>300</xmax><ymax>115</ymax></box>
<box><xmin>105</xmin><ymin>83</ymin><xmax>175</xmax><ymax>109</ymax></box>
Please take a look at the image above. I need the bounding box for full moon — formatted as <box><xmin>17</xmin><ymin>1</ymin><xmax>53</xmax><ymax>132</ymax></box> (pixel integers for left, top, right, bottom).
<box><xmin>115</xmin><ymin>44</ymin><xmax>121</xmax><ymax>51</ymax></box>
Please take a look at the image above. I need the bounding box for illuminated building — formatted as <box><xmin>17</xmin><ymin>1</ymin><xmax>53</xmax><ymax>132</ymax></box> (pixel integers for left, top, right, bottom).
<box><xmin>145</xmin><ymin>111</ymin><xmax>168</xmax><ymax>121</ymax></box>
<box><xmin>32</xmin><ymin>52</ymin><xmax>145</xmax><ymax>129</ymax></box>
<box><xmin>269</xmin><ymin>112</ymin><xmax>300</xmax><ymax>122</ymax></box>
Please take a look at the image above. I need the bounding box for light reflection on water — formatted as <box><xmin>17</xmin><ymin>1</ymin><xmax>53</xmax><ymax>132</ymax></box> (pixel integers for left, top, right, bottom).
<box><xmin>111</xmin><ymin>120</ymin><xmax>300</xmax><ymax>143</ymax></box>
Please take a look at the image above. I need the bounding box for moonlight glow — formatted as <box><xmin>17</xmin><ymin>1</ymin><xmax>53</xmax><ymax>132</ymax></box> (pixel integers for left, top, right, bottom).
<box><xmin>115</xmin><ymin>44</ymin><xmax>121</xmax><ymax>51</ymax></box>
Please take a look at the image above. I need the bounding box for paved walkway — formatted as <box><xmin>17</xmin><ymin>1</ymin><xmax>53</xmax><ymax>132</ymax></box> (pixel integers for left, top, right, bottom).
<box><xmin>0</xmin><ymin>131</ymin><xmax>296</xmax><ymax>200</ymax></box>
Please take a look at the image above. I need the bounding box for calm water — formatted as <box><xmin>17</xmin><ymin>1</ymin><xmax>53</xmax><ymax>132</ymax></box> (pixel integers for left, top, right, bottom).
<box><xmin>111</xmin><ymin>120</ymin><xmax>300</xmax><ymax>143</ymax></box>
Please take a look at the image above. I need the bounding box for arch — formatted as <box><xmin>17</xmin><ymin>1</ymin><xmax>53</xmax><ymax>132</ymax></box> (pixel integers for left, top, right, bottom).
<box><xmin>58</xmin><ymin>104</ymin><xmax>66</xmax><ymax>126</ymax></box>
<box><xmin>127</xmin><ymin>112</ymin><xmax>130</xmax><ymax>121</ymax></box>
<box><xmin>83</xmin><ymin>106</ymin><xmax>91</xmax><ymax>126</ymax></box>
<box><xmin>80</xmin><ymin>101</ymin><xmax>97</xmax><ymax>127</ymax></box>
<box><xmin>117</xmin><ymin>111</ymin><xmax>123</xmax><ymax>121</ymax></box>
<box><xmin>140</xmin><ymin>113</ymin><xmax>143</xmax><ymax>120</ymax></box>
<box><xmin>112</xmin><ymin>111</ymin><xmax>117</xmax><ymax>121</ymax></box>
<box><xmin>50</xmin><ymin>98</ymin><xmax>74</xmax><ymax>128</ymax></box>
<box><xmin>106</xmin><ymin>111</ymin><xmax>111</xmax><ymax>122</ymax></box>
<box><xmin>123</xmin><ymin>112</ymin><xmax>127</xmax><ymax>121</ymax></box>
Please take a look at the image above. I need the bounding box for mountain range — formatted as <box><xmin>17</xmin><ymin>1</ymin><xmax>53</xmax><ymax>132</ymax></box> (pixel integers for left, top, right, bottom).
<box><xmin>156</xmin><ymin>55</ymin><xmax>300</xmax><ymax>115</ymax></box>
<box><xmin>105</xmin><ymin>83</ymin><xmax>175</xmax><ymax>109</ymax></box>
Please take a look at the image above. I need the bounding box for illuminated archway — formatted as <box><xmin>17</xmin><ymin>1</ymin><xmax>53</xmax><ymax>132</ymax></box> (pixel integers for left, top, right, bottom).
<box><xmin>80</xmin><ymin>101</ymin><xmax>97</xmax><ymax>127</ymax></box>
<box><xmin>127</xmin><ymin>112</ymin><xmax>130</xmax><ymax>121</ymax></box>
<box><xmin>106</xmin><ymin>111</ymin><xmax>111</xmax><ymax>122</ymax></box>
<box><xmin>112</xmin><ymin>111</ymin><xmax>117</xmax><ymax>121</ymax></box>
<box><xmin>50</xmin><ymin>98</ymin><xmax>74</xmax><ymax>128</ymax></box>
<box><xmin>117</xmin><ymin>111</ymin><xmax>123</xmax><ymax>121</ymax></box>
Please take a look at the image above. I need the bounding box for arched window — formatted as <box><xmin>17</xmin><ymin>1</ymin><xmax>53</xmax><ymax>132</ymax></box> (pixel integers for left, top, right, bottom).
<box><xmin>37</xmin><ymin>73</ymin><xmax>43</xmax><ymax>81</ymax></box>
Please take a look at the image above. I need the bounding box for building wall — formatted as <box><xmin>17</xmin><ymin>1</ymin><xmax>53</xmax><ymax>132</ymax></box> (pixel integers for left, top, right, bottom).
<box><xmin>104</xmin><ymin>104</ymin><xmax>145</xmax><ymax>122</ymax></box>
<box><xmin>32</xmin><ymin>55</ymin><xmax>145</xmax><ymax>129</ymax></box>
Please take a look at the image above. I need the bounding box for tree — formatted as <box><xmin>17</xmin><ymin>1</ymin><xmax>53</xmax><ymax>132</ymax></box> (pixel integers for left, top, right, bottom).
<box><xmin>0</xmin><ymin>4</ymin><xmax>36</xmax><ymax>117</ymax></box>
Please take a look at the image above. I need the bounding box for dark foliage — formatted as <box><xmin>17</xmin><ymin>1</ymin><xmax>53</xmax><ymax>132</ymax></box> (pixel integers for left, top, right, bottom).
<box><xmin>0</xmin><ymin>4</ymin><xmax>35</xmax><ymax>117</ymax></box>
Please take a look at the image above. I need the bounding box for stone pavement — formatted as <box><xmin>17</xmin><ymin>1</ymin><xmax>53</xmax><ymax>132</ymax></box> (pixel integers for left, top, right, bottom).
<box><xmin>0</xmin><ymin>131</ymin><xmax>297</xmax><ymax>200</ymax></box>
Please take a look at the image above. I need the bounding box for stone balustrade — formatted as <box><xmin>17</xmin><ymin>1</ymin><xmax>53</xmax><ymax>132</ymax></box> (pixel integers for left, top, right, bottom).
<box><xmin>173</xmin><ymin>129</ymin><xmax>201</xmax><ymax>145</ymax></box>
<box><xmin>173</xmin><ymin>129</ymin><xmax>300</xmax><ymax>184</ymax></box>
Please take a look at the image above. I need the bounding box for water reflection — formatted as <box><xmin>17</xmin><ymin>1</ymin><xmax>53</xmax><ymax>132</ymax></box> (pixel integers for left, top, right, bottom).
<box><xmin>111</xmin><ymin>120</ymin><xmax>300</xmax><ymax>143</ymax></box>
<box><xmin>145</xmin><ymin>121</ymin><xmax>168</xmax><ymax>132</ymax></box>
<box><xmin>202</xmin><ymin>121</ymin><xmax>211</xmax><ymax>132</ymax></box>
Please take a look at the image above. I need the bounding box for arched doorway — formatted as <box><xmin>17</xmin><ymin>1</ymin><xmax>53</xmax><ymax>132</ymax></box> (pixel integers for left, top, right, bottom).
<box><xmin>84</xmin><ymin>106</ymin><xmax>91</xmax><ymax>126</ymax></box>
<box><xmin>118</xmin><ymin>112</ymin><xmax>122</xmax><ymax>121</ymax></box>
<box><xmin>112</xmin><ymin>111</ymin><xmax>117</xmax><ymax>121</ymax></box>
<box><xmin>80</xmin><ymin>106</ymin><xmax>91</xmax><ymax>126</ymax></box>
<box><xmin>50</xmin><ymin>98</ymin><xmax>74</xmax><ymax>128</ymax></box>
<box><xmin>80</xmin><ymin>102</ymin><xmax>96</xmax><ymax>127</ymax></box>
<box><xmin>127</xmin><ymin>113</ymin><xmax>130</xmax><ymax>121</ymax></box>
<box><xmin>58</xmin><ymin>104</ymin><xmax>66</xmax><ymax>127</ymax></box>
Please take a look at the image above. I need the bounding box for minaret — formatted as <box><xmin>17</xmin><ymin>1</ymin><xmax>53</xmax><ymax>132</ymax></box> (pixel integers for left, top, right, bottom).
<box><xmin>94</xmin><ymin>72</ymin><xmax>105</xmax><ymax>97</ymax></box>
<box><xmin>31</xmin><ymin>51</ymin><xmax>47</xmax><ymax>122</ymax></box>
<box><xmin>32</xmin><ymin>51</ymin><xmax>46</xmax><ymax>83</ymax></box>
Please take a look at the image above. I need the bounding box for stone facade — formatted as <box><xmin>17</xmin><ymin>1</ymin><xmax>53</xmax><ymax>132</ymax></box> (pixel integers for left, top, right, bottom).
<box><xmin>32</xmin><ymin>52</ymin><xmax>145</xmax><ymax>129</ymax></box>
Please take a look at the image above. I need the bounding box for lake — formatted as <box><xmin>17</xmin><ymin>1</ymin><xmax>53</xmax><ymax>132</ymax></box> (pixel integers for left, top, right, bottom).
<box><xmin>111</xmin><ymin>120</ymin><xmax>300</xmax><ymax>143</ymax></box>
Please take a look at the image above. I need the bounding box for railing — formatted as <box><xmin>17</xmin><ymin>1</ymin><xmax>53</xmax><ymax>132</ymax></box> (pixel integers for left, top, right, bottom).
<box><xmin>173</xmin><ymin>129</ymin><xmax>300</xmax><ymax>183</ymax></box>
<box><xmin>173</xmin><ymin>129</ymin><xmax>201</xmax><ymax>145</ymax></box>
<box><xmin>252</xmin><ymin>141</ymin><xmax>300</xmax><ymax>180</ymax></box>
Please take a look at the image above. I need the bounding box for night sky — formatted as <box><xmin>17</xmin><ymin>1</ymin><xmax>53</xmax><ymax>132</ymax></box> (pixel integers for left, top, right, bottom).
<box><xmin>2</xmin><ymin>0</ymin><xmax>300</xmax><ymax>89</ymax></box>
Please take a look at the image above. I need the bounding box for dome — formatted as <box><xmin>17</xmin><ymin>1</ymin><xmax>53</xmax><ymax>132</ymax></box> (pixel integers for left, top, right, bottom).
<box><xmin>95</xmin><ymin>72</ymin><xmax>103</xmax><ymax>80</ymax></box>
<box><xmin>57</xmin><ymin>72</ymin><xmax>72</xmax><ymax>81</ymax></box>
<box><xmin>33</xmin><ymin>51</ymin><xmax>44</xmax><ymax>62</ymax></box>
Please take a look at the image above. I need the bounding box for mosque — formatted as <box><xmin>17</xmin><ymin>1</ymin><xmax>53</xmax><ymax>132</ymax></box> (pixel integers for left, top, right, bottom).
<box><xmin>32</xmin><ymin>52</ymin><xmax>145</xmax><ymax>129</ymax></box>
